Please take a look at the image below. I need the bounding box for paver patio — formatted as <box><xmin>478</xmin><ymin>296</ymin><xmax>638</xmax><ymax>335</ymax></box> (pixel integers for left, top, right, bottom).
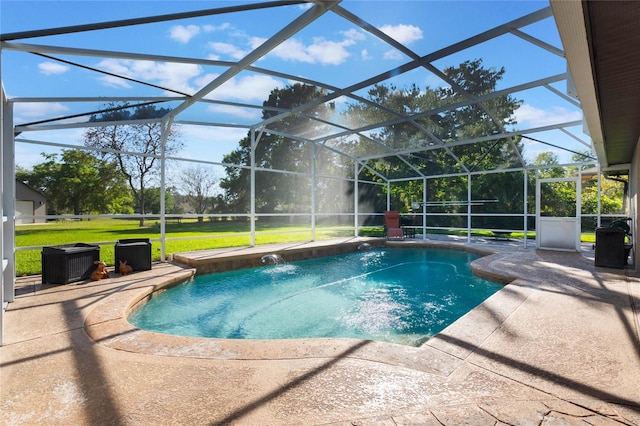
<box><xmin>1</xmin><ymin>237</ymin><xmax>639</xmax><ymax>425</ymax></box>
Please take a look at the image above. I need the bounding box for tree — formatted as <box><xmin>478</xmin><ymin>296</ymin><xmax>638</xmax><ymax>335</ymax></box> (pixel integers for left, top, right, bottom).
<box><xmin>84</xmin><ymin>103</ymin><xmax>183</xmax><ymax>226</ymax></box>
<box><xmin>219</xmin><ymin>62</ymin><xmax>522</xmax><ymax>222</ymax></box>
<box><xmin>566</xmin><ymin>150</ymin><xmax>625</xmax><ymax>216</ymax></box>
<box><xmin>344</xmin><ymin>59</ymin><xmax>523</xmax><ymax>214</ymax></box>
<box><xmin>532</xmin><ymin>152</ymin><xmax>577</xmax><ymax>217</ymax></box>
<box><xmin>179</xmin><ymin>166</ymin><xmax>219</xmax><ymax>222</ymax></box>
<box><xmin>17</xmin><ymin>150</ymin><xmax>132</xmax><ymax>215</ymax></box>
<box><xmin>142</xmin><ymin>187</ymin><xmax>177</xmax><ymax>216</ymax></box>
<box><xmin>581</xmin><ymin>176</ymin><xmax>624</xmax><ymax>216</ymax></box>
<box><xmin>220</xmin><ymin>83</ymin><xmax>333</xmax><ymax>216</ymax></box>
<box><xmin>533</xmin><ymin>151</ymin><xmax>566</xmax><ymax>178</ymax></box>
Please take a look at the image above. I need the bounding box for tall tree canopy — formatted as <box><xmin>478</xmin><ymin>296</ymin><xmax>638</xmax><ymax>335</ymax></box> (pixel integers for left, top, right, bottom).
<box><xmin>140</xmin><ymin>187</ymin><xmax>176</xmax><ymax>216</ymax></box>
<box><xmin>84</xmin><ymin>103</ymin><xmax>182</xmax><ymax>225</ymax></box>
<box><xmin>16</xmin><ymin>150</ymin><xmax>132</xmax><ymax>215</ymax></box>
<box><xmin>346</xmin><ymin>59</ymin><xmax>524</xmax><ymax>216</ymax></box>
<box><xmin>220</xmin><ymin>83</ymin><xmax>334</xmax><ymax>215</ymax></box>
<box><xmin>219</xmin><ymin>61</ymin><xmax>525</xmax><ymax>223</ymax></box>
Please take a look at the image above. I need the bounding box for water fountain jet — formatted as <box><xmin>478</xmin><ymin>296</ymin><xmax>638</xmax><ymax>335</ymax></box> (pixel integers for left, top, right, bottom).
<box><xmin>260</xmin><ymin>254</ymin><xmax>285</xmax><ymax>265</ymax></box>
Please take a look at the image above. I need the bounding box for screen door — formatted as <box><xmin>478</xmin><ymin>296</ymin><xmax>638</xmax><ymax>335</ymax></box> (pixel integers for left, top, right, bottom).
<box><xmin>536</xmin><ymin>177</ymin><xmax>580</xmax><ymax>251</ymax></box>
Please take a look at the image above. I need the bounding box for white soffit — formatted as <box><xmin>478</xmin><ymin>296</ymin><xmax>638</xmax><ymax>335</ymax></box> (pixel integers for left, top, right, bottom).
<box><xmin>550</xmin><ymin>0</ymin><xmax>606</xmax><ymax>166</ymax></box>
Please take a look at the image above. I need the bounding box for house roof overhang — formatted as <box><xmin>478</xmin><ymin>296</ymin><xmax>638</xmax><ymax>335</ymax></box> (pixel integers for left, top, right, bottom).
<box><xmin>551</xmin><ymin>0</ymin><xmax>640</xmax><ymax>173</ymax></box>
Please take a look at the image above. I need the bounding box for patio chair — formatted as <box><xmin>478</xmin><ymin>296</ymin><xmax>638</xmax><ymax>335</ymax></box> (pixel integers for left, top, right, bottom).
<box><xmin>384</xmin><ymin>211</ymin><xmax>405</xmax><ymax>240</ymax></box>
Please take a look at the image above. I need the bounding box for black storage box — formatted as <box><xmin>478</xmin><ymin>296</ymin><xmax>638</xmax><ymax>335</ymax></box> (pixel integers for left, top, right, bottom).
<box><xmin>115</xmin><ymin>238</ymin><xmax>152</xmax><ymax>271</ymax></box>
<box><xmin>42</xmin><ymin>243</ymin><xmax>100</xmax><ymax>284</ymax></box>
<box><xmin>400</xmin><ymin>216</ymin><xmax>417</xmax><ymax>239</ymax></box>
<box><xmin>594</xmin><ymin>227</ymin><xmax>626</xmax><ymax>268</ymax></box>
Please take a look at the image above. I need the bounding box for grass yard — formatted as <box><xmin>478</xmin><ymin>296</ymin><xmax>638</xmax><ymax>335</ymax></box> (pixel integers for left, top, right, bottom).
<box><xmin>14</xmin><ymin>218</ymin><xmax>596</xmax><ymax>277</ymax></box>
<box><xmin>15</xmin><ymin>218</ymin><xmax>368</xmax><ymax>276</ymax></box>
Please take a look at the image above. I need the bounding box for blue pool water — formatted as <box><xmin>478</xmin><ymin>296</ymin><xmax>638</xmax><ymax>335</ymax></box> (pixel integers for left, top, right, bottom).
<box><xmin>129</xmin><ymin>247</ymin><xmax>502</xmax><ymax>347</ymax></box>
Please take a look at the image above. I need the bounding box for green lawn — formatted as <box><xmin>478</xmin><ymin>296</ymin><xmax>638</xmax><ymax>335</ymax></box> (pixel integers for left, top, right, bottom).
<box><xmin>14</xmin><ymin>218</ymin><xmax>596</xmax><ymax>276</ymax></box>
<box><xmin>16</xmin><ymin>218</ymin><xmax>373</xmax><ymax>276</ymax></box>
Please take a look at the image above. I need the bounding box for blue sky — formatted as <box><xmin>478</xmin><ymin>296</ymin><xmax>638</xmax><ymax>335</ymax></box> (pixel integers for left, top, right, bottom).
<box><xmin>1</xmin><ymin>0</ymin><xmax>586</xmax><ymax>171</ymax></box>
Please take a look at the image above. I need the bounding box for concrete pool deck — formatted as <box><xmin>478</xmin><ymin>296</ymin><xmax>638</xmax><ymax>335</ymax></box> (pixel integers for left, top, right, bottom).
<box><xmin>1</xmin><ymin>236</ymin><xmax>639</xmax><ymax>425</ymax></box>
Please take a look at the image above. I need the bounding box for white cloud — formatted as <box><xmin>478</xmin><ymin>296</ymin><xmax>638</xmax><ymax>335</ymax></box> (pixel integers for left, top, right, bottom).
<box><xmin>98</xmin><ymin>75</ymin><xmax>132</xmax><ymax>89</ymax></box>
<box><xmin>169</xmin><ymin>22</ymin><xmax>233</xmax><ymax>43</ymax></box>
<box><xmin>96</xmin><ymin>58</ymin><xmax>131</xmax><ymax>75</ymax></box>
<box><xmin>197</xmin><ymin>73</ymin><xmax>285</xmax><ymax>102</ymax></box>
<box><xmin>95</xmin><ymin>59</ymin><xmax>201</xmax><ymax>93</ymax></box>
<box><xmin>383</xmin><ymin>50</ymin><xmax>404</xmax><ymax>60</ymax></box>
<box><xmin>134</xmin><ymin>61</ymin><xmax>201</xmax><ymax>93</ymax></box>
<box><xmin>169</xmin><ymin>24</ymin><xmax>200</xmax><ymax>43</ymax></box>
<box><xmin>206</xmin><ymin>104</ymin><xmax>261</xmax><ymax>120</ymax></box>
<box><xmin>95</xmin><ymin>58</ymin><xmax>134</xmax><ymax>88</ymax></box>
<box><xmin>249</xmin><ymin>36</ymin><xmax>266</xmax><ymax>49</ymax></box>
<box><xmin>361</xmin><ymin>49</ymin><xmax>372</xmax><ymax>60</ymax></box>
<box><xmin>181</xmin><ymin>124</ymin><xmax>246</xmax><ymax>144</ymax></box>
<box><xmin>306</xmin><ymin>38</ymin><xmax>354</xmax><ymax>65</ymax></box>
<box><xmin>513</xmin><ymin>104</ymin><xmax>582</xmax><ymax>128</ymax></box>
<box><xmin>177</xmin><ymin>125</ymin><xmax>249</xmax><ymax>163</ymax></box>
<box><xmin>379</xmin><ymin>24</ymin><xmax>423</xmax><ymax>44</ymax></box>
<box><xmin>266</xmin><ymin>36</ymin><xmax>355</xmax><ymax>65</ymax></box>
<box><xmin>270</xmin><ymin>39</ymin><xmax>315</xmax><ymax>63</ymax></box>
<box><xmin>194</xmin><ymin>73</ymin><xmax>217</xmax><ymax>91</ymax></box>
<box><xmin>379</xmin><ymin>24</ymin><xmax>423</xmax><ymax>60</ymax></box>
<box><xmin>203</xmin><ymin>23</ymin><xmax>232</xmax><ymax>32</ymax></box>
<box><xmin>341</xmin><ymin>28</ymin><xmax>366</xmax><ymax>42</ymax></box>
<box><xmin>38</xmin><ymin>62</ymin><xmax>69</xmax><ymax>75</ymax></box>
<box><xmin>14</xmin><ymin>102</ymin><xmax>69</xmax><ymax>119</ymax></box>
<box><xmin>250</xmin><ymin>31</ymin><xmax>360</xmax><ymax>65</ymax></box>
<box><xmin>208</xmin><ymin>41</ymin><xmax>248</xmax><ymax>60</ymax></box>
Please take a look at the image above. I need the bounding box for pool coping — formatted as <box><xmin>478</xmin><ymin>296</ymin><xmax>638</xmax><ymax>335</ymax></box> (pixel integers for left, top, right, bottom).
<box><xmin>8</xmin><ymin>237</ymin><xmax>639</xmax><ymax>424</ymax></box>
<box><xmin>84</xmin><ymin>238</ymin><xmax>526</xmax><ymax>375</ymax></box>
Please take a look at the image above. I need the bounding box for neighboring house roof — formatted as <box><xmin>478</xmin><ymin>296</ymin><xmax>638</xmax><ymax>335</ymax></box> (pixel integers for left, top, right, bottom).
<box><xmin>16</xmin><ymin>180</ymin><xmax>47</xmax><ymax>203</ymax></box>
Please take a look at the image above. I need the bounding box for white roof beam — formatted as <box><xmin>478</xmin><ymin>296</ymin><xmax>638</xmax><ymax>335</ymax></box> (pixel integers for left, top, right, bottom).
<box><xmin>318</xmin><ymin>73</ymin><xmax>567</xmax><ymax>142</ymax></box>
<box><xmin>15</xmin><ymin>117</ymin><xmax>161</xmax><ymax>133</ymax></box>
<box><xmin>509</xmin><ymin>28</ymin><xmax>565</xmax><ymax>57</ymax></box>
<box><xmin>0</xmin><ymin>1</ymin><xmax>308</xmax><ymax>41</ymax></box>
<box><xmin>168</xmin><ymin>2</ymin><xmax>341</xmax><ymax>120</ymax></box>
<box><xmin>357</xmin><ymin>119</ymin><xmax>584</xmax><ymax>162</ymax></box>
<box><xmin>2</xmin><ymin>41</ymin><xmax>348</xmax><ymax>97</ymax></box>
<box><xmin>422</xmin><ymin>7</ymin><xmax>553</xmax><ymax>62</ymax></box>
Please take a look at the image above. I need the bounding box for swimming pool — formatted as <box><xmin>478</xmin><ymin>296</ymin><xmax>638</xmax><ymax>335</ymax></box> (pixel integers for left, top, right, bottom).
<box><xmin>129</xmin><ymin>247</ymin><xmax>502</xmax><ymax>347</ymax></box>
